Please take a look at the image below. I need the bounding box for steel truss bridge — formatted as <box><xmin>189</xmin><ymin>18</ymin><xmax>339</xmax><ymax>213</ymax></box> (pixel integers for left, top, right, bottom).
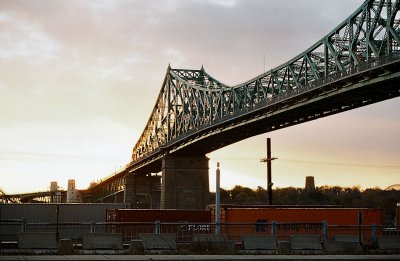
<box><xmin>87</xmin><ymin>0</ymin><xmax>400</xmax><ymax>203</ymax></box>
<box><xmin>3</xmin><ymin>0</ymin><xmax>400</xmax><ymax>204</ymax></box>
<box><xmin>0</xmin><ymin>189</ymin><xmax>66</xmax><ymax>204</ymax></box>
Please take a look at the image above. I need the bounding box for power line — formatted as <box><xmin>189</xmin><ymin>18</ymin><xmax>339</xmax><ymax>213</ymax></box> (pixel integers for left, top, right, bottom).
<box><xmin>280</xmin><ymin>158</ymin><xmax>400</xmax><ymax>169</ymax></box>
<box><xmin>212</xmin><ymin>157</ymin><xmax>400</xmax><ymax>169</ymax></box>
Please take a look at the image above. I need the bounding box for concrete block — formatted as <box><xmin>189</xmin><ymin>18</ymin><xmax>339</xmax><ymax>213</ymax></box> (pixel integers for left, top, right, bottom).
<box><xmin>334</xmin><ymin>235</ymin><xmax>361</xmax><ymax>243</ymax></box>
<box><xmin>193</xmin><ymin>234</ymin><xmax>227</xmax><ymax>242</ymax></box>
<box><xmin>324</xmin><ymin>239</ymin><xmax>362</xmax><ymax>254</ymax></box>
<box><xmin>83</xmin><ymin>233</ymin><xmax>122</xmax><ymax>250</ymax></box>
<box><xmin>277</xmin><ymin>240</ymin><xmax>292</xmax><ymax>255</ymax></box>
<box><xmin>290</xmin><ymin>235</ymin><xmax>322</xmax><ymax>250</ymax></box>
<box><xmin>191</xmin><ymin>234</ymin><xmax>235</xmax><ymax>254</ymax></box>
<box><xmin>378</xmin><ymin>236</ymin><xmax>400</xmax><ymax>250</ymax></box>
<box><xmin>128</xmin><ymin>239</ymin><xmax>144</xmax><ymax>254</ymax></box>
<box><xmin>242</xmin><ymin>235</ymin><xmax>277</xmax><ymax>250</ymax></box>
<box><xmin>18</xmin><ymin>232</ymin><xmax>57</xmax><ymax>249</ymax></box>
<box><xmin>58</xmin><ymin>238</ymin><xmax>74</xmax><ymax>255</ymax></box>
<box><xmin>139</xmin><ymin>233</ymin><xmax>176</xmax><ymax>250</ymax></box>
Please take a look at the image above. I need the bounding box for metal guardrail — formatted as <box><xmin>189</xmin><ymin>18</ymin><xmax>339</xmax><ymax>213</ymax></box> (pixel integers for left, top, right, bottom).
<box><xmin>1</xmin><ymin>219</ymin><xmax>399</xmax><ymax>245</ymax></box>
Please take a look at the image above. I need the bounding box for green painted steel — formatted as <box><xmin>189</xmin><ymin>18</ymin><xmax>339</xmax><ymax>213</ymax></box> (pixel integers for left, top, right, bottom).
<box><xmin>131</xmin><ymin>0</ymin><xmax>400</xmax><ymax>162</ymax></box>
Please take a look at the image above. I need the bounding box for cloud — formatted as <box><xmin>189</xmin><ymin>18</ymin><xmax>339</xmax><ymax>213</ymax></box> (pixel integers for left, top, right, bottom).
<box><xmin>0</xmin><ymin>0</ymin><xmax>397</xmax><ymax>193</ymax></box>
<box><xmin>164</xmin><ymin>48</ymin><xmax>187</xmax><ymax>67</ymax></box>
<box><xmin>207</xmin><ymin>0</ymin><xmax>236</xmax><ymax>8</ymax></box>
<box><xmin>0</xmin><ymin>11</ymin><xmax>59</xmax><ymax>63</ymax></box>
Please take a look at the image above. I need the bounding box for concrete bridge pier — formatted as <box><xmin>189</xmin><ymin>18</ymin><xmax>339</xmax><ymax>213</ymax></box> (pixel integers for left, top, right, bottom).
<box><xmin>161</xmin><ymin>155</ymin><xmax>210</xmax><ymax>210</ymax></box>
<box><xmin>124</xmin><ymin>174</ymin><xmax>161</xmax><ymax>209</ymax></box>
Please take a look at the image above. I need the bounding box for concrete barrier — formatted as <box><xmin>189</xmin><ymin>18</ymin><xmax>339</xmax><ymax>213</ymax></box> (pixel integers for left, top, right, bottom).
<box><xmin>18</xmin><ymin>232</ymin><xmax>57</xmax><ymax>249</ymax></box>
<box><xmin>58</xmin><ymin>238</ymin><xmax>73</xmax><ymax>254</ymax></box>
<box><xmin>242</xmin><ymin>235</ymin><xmax>277</xmax><ymax>250</ymax></box>
<box><xmin>334</xmin><ymin>235</ymin><xmax>361</xmax><ymax>243</ymax></box>
<box><xmin>83</xmin><ymin>233</ymin><xmax>122</xmax><ymax>250</ymax></box>
<box><xmin>277</xmin><ymin>241</ymin><xmax>292</xmax><ymax>255</ymax></box>
<box><xmin>324</xmin><ymin>239</ymin><xmax>362</xmax><ymax>254</ymax></box>
<box><xmin>192</xmin><ymin>234</ymin><xmax>235</xmax><ymax>254</ymax></box>
<box><xmin>324</xmin><ymin>235</ymin><xmax>363</xmax><ymax>254</ymax></box>
<box><xmin>378</xmin><ymin>236</ymin><xmax>400</xmax><ymax>250</ymax></box>
<box><xmin>128</xmin><ymin>239</ymin><xmax>144</xmax><ymax>254</ymax></box>
<box><xmin>290</xmin><ymin>235</ymin><xmax>322</xmax><ymax>250</ymax></box>
<box><xmin>139</xmin><ymin>233</ymin><xmax>176</xmax><ymax>251</ymax></box>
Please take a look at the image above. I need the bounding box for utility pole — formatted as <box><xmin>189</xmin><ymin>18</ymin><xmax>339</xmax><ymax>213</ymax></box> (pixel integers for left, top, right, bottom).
<box><xmin>260</xmin><ymin>138</ymin><xmax>277</xmax><ymax>205</ymax></box>
<box><xmin>215</xmin><ymin>162</ymin><xmax>221</xmax><ymax>235</ymax></box>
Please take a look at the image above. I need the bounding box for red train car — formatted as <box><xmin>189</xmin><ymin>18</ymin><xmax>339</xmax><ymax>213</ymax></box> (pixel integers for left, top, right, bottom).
<box><xmin>224</xmin><ymin>208</ymin><xmax>381</xmax><ymax>225</ymax></box>
<box><xmin>106</xmin><ymin>209</ymin><xmax>211</xmax><ymax>241</ymax></box>
<box><xmin>207</xmin><ymin>204</ymin><xmax>382</xmax><ymax>241</ymax></box>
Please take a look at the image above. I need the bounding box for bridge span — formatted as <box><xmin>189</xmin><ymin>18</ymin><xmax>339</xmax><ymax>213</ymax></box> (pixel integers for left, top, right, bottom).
<box><xmin>84</xmin><ymin>0</ymin><xmax>400</xmax><ymax>208</ymax></box>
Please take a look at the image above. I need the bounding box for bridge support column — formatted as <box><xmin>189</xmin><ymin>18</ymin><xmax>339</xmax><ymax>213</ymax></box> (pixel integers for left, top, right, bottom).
<box><xmin>161</xmin><ymin>155</ymin><xmax>209</xmax><ymax>210</ymax></box>
<box><xmin>124</xmin><ymin>174</ymin><xmax>161</xmax><ymax>209</ymax></box>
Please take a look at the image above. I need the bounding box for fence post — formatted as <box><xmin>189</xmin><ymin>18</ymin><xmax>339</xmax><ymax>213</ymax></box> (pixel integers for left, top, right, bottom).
<box><xmin>56</xmin><ymin>204</ymin><xmax>60</xmax><ymax>243</ymax></box>
<box><xmin>271</xmin><ymin>221</ymin><xmax>276</xmax><ymax>236</ymax></box>
<box><xmin>358</xmin><ymin>211</ymin><xmax>363</xmax><ymax>246</ymax></box>
<box><xmin>21</xmin><ymin>217</ymin><xmax>26</xmax><ymax>233</ymax></box>
<box><xmin>215</xmin><ymin>162</ymin><xmax>221</xmax><ymax>235</ymax></box>
<box><xmin>90</xmin><ymin>220</ymin><xmax>95</xmax><ymax>233</ymax></box>
<box><xmin>322</xmin><ymin>221</ymin><xmax>328</xmax><ymax>240</ymax></box>
<box><xmin>371</xmin><ymin>224</ymin><xmax>377</xmax><ymax>244</ymax></box>
<box><xmin>154</xmin><ymin>220</ymin><xmax>161</xmax><ymax>234</ymax></box>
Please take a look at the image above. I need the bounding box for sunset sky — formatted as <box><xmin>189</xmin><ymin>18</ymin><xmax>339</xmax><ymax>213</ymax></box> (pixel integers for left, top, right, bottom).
<box><xmin>0</xmin><ymin>0</ymin><xmax>399</xmax><ymax>194</ymax></box>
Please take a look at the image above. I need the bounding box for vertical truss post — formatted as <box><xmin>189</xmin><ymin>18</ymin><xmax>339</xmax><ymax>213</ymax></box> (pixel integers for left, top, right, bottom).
<box><xmin>166</xmin><ymin>67</ymin><xmax>171</xmax><ymax>143</ymax></box>
<box><xmin>324</xmin><ymin>41</ymin><xmax>329</xmax><ymax>77</ymax></box>
<box><xmin>366</xmin><ymin>3</ymin><xmax>372</xmax><ymax>60</ymax></box>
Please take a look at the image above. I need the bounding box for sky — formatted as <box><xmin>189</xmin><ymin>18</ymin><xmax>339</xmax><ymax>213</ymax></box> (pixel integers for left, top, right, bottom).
<box><xmin>0</xmin><ymin>0</ymin><xmax>399</xmax><ymax>195</ymax></box>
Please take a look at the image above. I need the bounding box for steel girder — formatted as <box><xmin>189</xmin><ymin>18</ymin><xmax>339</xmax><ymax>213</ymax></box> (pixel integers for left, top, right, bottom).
<box><xmin>132</xmin><ymin>0</ymin><xmax>400</xmax><ymax>162</ymax></box>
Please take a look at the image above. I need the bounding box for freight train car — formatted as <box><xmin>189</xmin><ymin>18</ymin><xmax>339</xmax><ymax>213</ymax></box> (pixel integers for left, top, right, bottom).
<box><xmin>208</xmin><ymin>206</ymin><xmax>382</xmax><ymax>225</ymax></box>
<box><xmin>207</xmin><ymin>204</ymin><xmax>383</xmax><ymax>241</ymax></box>
<box><xmin>106</xmin><ymin>209</ymin><xmax>211</xmax><ymax>242</ymax></box>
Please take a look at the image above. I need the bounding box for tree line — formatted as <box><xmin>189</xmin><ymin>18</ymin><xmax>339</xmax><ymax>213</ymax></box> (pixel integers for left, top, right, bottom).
<box><xmin>210</xmin><ymin>185</ymin><xmax>400</xmax><ymax>224</ymax></box>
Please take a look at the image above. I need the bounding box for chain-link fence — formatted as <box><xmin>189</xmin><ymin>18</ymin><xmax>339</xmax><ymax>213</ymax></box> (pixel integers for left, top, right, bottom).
<box><xmin>1</xmin><ymin>219</ymin><xmax>399</xmax><ymax>246</ymax></box>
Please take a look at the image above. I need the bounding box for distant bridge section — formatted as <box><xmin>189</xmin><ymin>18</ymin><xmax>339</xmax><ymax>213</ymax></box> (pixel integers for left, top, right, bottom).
<box><xmin>0</xmin><ymin>190</ymin><xmax>66</xmax><ymax>204</ymax></box>
<box><xmin>87</xmin><ymin>0</ymin><xmax>400</xmax><ymax>208</ymax></box>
